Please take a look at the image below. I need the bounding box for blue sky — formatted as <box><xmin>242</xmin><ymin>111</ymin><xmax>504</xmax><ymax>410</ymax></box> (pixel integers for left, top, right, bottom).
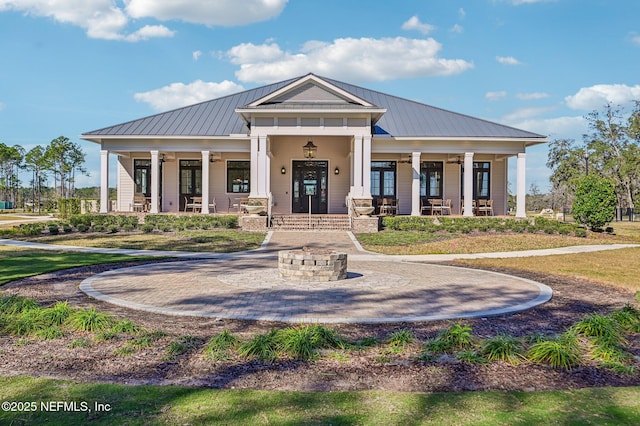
<box><xmin>1</xmin><ymin>0</ymin><xmax>639</xmax><ymax>190</ymax></box>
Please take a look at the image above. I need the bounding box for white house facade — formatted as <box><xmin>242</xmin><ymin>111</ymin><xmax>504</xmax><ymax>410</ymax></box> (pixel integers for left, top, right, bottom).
<box><xmin>82</xmin><ymin>74</ymin><xmax>546</xmax><ymax>226</ymax></box>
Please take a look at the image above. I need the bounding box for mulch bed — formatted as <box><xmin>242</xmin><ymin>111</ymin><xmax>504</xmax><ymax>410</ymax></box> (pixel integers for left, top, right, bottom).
<box><xmin>1</xmin><ymin>260</ymin><xmax>638</xmax><ymax>392</ymax></box>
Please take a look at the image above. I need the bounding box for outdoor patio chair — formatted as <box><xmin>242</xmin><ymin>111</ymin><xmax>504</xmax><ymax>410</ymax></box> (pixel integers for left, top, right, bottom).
<box><xmin>185</xmin><ymin>196</ymin><xmax>202</xmax><ymax>212</ymax></box>
<box><xmin>429</xmin><ymin>199</ymin><xmax>443</xmax><ymax>215</ymax></box>
<box><xmin>478</xmin><ymin>199</ymin><xmax>493</xmax><ymax>216</ymax></box>
<box><xmin>132</xmin><ymin>193</ymin><xmax>147</xmax><ymax>212</ymax></box>
<box><xmin>441</xmin><ymin>199</ymin><xmax>452</xmax><ymax>215</ymax></box>
<box><xmin>421</xmin><ymin>199</ymin><xmax>431</xmax><ymax>215</ymax></box>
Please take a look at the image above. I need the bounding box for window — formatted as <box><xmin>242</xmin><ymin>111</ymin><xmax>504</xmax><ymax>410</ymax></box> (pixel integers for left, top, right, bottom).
<box><xmin>420</xmin><ymin>162</ymin><xmax>443</xmax><ymax>198</ymax></box>
<box><xmin>461</xmin><ymin>161</ymin><xmax>491</xmax><ymax>199</ymax></box>
<box><xmin>370</xmin><ymin>161</ymin><xmax>396</xmax><ymax>200</ymax></box>
<box><xmin>134</xmin><ymin>159</ymin><xmax>151</xmax><ymax>196</ymax></box>
<box><xmin>227</xmin><ymin>161</ymin><xmax>250</xmax><ymax>193</ymax></box>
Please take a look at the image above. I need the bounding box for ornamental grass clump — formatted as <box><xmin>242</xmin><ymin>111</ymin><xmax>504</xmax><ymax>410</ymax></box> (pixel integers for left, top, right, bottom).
<box><xmin>526</xmin><ymin>331</ymin><xmax>582</xmax><ymax>370</ymax></box>
<box><xmin>425</xmin><ymin>322</ymin><xmax>474</xmax><ymax>354</ymax></box>
<box><xmin>571</xmin><ymin>313</ymin><xmax>626</xmax><ymax>346</ymax></box>
<box><xmin>38</xmin><ymin>301</ymin><xmax>74</xmax><ymax>327</ymax></box>
<box><xmin>238</xmin><ymin>329</ymin><xmax>280</xmax><ymax>361</ymax></box>
<box><xmin>481</xmin><ymin>333</ymin><xmax>524</xmax><ymax>365</ymax></box>
<box><xmin>165</xmin><ymin>335</ymin><xmax>203</xmax><ymax>360</ymax></box>
<box><xmin>0</xmin><ymin>294</ymin><xmax>39</xmax><ymax>315</ymax></box>
<box><xmin>278</xmin><ymin>324</ymin><xmax>343</xmax><ymax>360</ymax></box>
<box><xmin>204</xmin><ymin>330</ymin><xmax>240</xmax><ymax>361</ymax></box>
<box><xmin>387</xmin><ymin>329</ymin><xmax>414</xmax><ymax>349</ymax></box>
<box><xmin>66</xmin><ymin>307</ymin><xmax>113</xmax><ymax>332</ymax></box>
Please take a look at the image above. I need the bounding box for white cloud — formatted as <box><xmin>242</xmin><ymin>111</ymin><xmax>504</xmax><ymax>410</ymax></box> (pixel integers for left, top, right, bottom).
<box><xmin>0</xmin><ymin>101</ymin><xmax>5</xmax><ymax>111</ymax></box>
<box><xmin>516</xmin><ymin>92</ymin><xmax>550</xmax><ymax>100</ymax></box>
<box><xmin>502</xmin><ymin>105</ymin><xmax>557</xmax><ymax>122</ymax></box>
<box><xmin>485</xmin><ymin>91</ymin><xmax>507</xmax><ymax>101</ymax></box>
<box><xmin>0</xmin><ymin>0</ymin><xmax>174</xmax><ymax>41</ymax></box>
<box><xmin>458</xmin><ymin>8</ymin><xmax>466</xmax><ymax>18</ymax></box>
<box><xmin>565</xmin><ymin>84</ymin><xmax>640</xmax><ymax>110</ymax></box>
<box><xmin>631</xmin><ymin>33</ymin><xmax>640</xmax><ymax>45</ymax></box>
<box><xmin>124</xmin><ymin>0</ymin><xmax>287</xmax><ymax>26</ymax></box>
<box><xmin>134</xmin><ymin>80</ymin><xmax>244</xmax><ymax>111</ymax></box>
<box><xmin>401</xmin><ymin>16</ymin><xmax>436</xmax><ymax>35</ymax></box>
<box><xmin>450</xmin><ymin>24</ymin><xmax>463</xmax><ymax>33</ymax></box>
<box><xmin>496</xmin><ymin>56</ymin><xmax>522</xmax><ymax>65</ymax></box>
<box><xmin>507</xmin><ymin>116</ymin><xmax>585</xmax><ymax>140</ymax></box>
<box><xmin>192</xmin><ymin>50</ymin><xmax>202</xmax><ymax>61</ymax></box>
<box><xmin>227</xmin><ymin>37</ymin><xmax>474</xmax><ymax>84</ymax></box>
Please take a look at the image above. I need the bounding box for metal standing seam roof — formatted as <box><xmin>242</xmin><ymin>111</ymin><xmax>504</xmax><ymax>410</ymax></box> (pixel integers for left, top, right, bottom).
<box><xmin>82</xmin><ymin>73</ymin><xmax>546</xmax><ymax>140</ymax></box>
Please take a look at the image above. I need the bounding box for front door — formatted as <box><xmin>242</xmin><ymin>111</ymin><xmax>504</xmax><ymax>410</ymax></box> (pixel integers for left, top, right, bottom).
<box><xmin>179</xmin><ymin>160</ymin><xmax>202</xmax><ymax>211</ymax></box>
<box><xmin>292</xmin><ymin>161</ymin><xmax>328</xmax><ymax>214</ymax></box>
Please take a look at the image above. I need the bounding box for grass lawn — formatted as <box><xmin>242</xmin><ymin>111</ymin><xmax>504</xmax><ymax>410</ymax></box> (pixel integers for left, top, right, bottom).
<box><xmin>455</xmin><ymin>247</ymin><xmax>640</xmax><ymax>292</ymax></box>
<box><xmin>0</xmin><ymin>246</ymin><xmax>156</xmax><ymax>285</ymax></box>
<box><xmin>0</xmin><ymin>376</ymin><xmax>638</xmax><ymax>425</ymax></box>
<box><xmin>18</xmin><ymin>230</ymin><xmax>266</xmax><ymax>253</ymax></box>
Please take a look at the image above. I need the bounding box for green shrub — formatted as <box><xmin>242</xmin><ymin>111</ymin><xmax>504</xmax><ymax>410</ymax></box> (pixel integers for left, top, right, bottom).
<box><xmin>5</xmin><ymin>310</ymin><xmax>42</xmax><ymax>336</ymax></box>
<box><xmin>69</xmin><ymin>214</ymin><xmax>92</xmax><ymax>228</ymax></box>
<box><xmin>575</xmin><ymin>227</ymin><xmax>587</xmax><ymax>238</ymax></box>
<box><xmin>77</xmin><ymin>224</ymin><xmax>89</xmax><ymax>232</ymax></box>
<box><xmin>0</xmin><ymin>295</ymin><xmax>39</xmax><ymax>315</ymax></box>
<box><xmin>92</xmin><ymin>225</ymin><xmax>104</xmax><ymax>232</ymax></box>
<box><xmin>572</xmin><ymin>175</ymin><xmax>616</xmax><ymax>231</ymax></box>
<box><xmin>58</xmin><ymin>198</ymin><xmax>81</xmax><ymax>219</ymax></box>
<box><xmin>48</xmin><ymin>224</ymin><xmax>59</xmax><ymax>235</ymax></box>
<box><xmin>141</xmin><ymin>224</ymin><xmax>155</xmax><ymax>233</ymax></box>
<box><xmin>108</xmin><ymin>225</ymin><xmax>119</xmax><ymax>233</ymax></box>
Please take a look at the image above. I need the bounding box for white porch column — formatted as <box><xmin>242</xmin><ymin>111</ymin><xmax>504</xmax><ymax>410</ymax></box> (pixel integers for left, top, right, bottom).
<box><xmin>362</xmin><ymin>134</ymin><xmax>372</xmax><ymax>198</ymax></box>
<box><xmin>516</xmin><ymin>152</ymin><xmax>527</xmax><ymax>218</ymax></box>
<box><xmin>249</xmin><ymin>136</ymin><xmax>259</xmax><ymax>197</ymax></box>
<box><xmin>201</xmin><ymin>150</ymin><xmax>210</xmax><ymax>214</ymax></box>
<box><xmin>411</xmin><ymin>152</ymin><xmax>421</xmax><ymax>216</ymax></box>
<box><xmin>257</xmin><ymin>135</ymin><xmax>268</xmax><ymax>197</ymax></box>
<box><xmin>99</xmin><ymin>150</ymin><xmax>109</xmax><ymax>213</ymax></box>
<box><xmin>463</xmin><ymin>152</ymin><xmax>474</xmax><ymax>217</ymax></box>
<box><xmin>150</xmin><ymin>150</ymin><xmax>159</xmax><ymax>214</ymax></box>
<box><xmin>352</xmin><ymin>135</ymin><xmax>363</xmax><ymax>196</ymax></box>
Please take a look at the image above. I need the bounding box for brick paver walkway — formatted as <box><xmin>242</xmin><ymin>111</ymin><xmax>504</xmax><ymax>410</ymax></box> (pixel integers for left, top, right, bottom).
<box><xmin>79</xmin><ymin>231</ymin><xmax>553</xmax><ymax>323</ymax></box>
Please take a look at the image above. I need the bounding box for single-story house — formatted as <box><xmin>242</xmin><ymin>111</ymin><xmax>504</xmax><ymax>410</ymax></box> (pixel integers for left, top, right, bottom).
<box><xmin>82</xmin><ymin>73</ymin><xmax>546</xmax><ymax>228</ymax></box>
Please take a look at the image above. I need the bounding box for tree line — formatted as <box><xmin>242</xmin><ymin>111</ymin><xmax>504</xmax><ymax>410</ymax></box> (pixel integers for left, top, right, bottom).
<box><xmin>0</xmin><ymin>136</ymin><xmax>86</xmax><ymax>213</ymax></box>
<box><xmin>547</xmin><ymin>102</ymin><xmax>640</xmax><ymax>214</ymax></box>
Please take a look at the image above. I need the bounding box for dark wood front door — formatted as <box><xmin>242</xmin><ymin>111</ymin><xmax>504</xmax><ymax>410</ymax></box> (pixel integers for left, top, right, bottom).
<box><xmin>292</xmin><ymin>161</ymin><xmax>328</xmax><ymax>214</ymax></box>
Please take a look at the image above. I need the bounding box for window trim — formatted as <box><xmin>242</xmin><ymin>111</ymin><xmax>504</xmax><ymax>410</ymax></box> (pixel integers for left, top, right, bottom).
<box><xmin>226</xmin><ymin>160</ymin><xmax>251</xmax><ymax>194</ymax></box>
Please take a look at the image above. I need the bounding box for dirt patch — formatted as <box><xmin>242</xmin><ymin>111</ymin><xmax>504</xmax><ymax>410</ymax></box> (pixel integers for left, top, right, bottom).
<box><xmin>1</xmin><ymin>260</ymin><xmax>638</xmax><ymax>392</ymax></box>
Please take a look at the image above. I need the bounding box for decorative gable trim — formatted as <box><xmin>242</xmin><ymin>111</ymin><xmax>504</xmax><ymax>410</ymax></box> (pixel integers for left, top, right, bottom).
<box><xmin>246</xmin><ymin>74</ymin><xmax>375</xmax><ymax>108</ymax></box>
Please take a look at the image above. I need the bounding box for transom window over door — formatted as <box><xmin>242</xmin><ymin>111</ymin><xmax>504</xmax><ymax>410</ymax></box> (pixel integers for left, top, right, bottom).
<box><xmin>371</xmin><ymin>161</ymin><xmax>396</xmax><ymax>207</ymax></box>
<box><xmin>461</xmin><ymin>161</ymin><xmax>491</xmax><ymax>199</ymax></box>
<box><xmin>420</xmin><ymin>161</ymin><xmax>443</xmax><ymax>199</ymax></box>
<box><xmin>227</xmin><ymin>161</ymin><xmax>250</xmax><ymax>193</ymax></box>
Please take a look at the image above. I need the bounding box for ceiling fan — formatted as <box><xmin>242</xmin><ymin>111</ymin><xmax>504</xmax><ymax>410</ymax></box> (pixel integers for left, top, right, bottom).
<box><xmin>446</xmin><ymin>155</ymin><xmax>463</xmax><ymax>164</ymax></box>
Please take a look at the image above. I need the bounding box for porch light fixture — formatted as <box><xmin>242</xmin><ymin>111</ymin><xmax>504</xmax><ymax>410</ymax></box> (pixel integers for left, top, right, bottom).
<box><xmin>281</xmin><ymin>166</ymin><xmax>286</xmax><ymax>174</ymax></box>
<box><xmin>334</xmin><ymin>166</ymin><xmax>340</xmax><ymax>175</ymax></box>
<box><xmin>303</xmin><ymin>139</ymin><xmax>317</xmax><ymax>159</ymax></box>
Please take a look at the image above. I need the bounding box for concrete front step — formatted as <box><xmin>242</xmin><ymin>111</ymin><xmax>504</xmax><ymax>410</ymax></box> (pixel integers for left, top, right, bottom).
<box><xmin>270</xmin><ymin>214</ymin><xmax>351</xmax><ymax>231</ymax></box>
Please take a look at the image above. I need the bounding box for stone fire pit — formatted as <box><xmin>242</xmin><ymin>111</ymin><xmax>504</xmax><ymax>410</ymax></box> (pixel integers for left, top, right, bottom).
<box><xmin>278</xmin><ymin>247</ymin><xmax>347</xmax><ymax>282</ymax></box>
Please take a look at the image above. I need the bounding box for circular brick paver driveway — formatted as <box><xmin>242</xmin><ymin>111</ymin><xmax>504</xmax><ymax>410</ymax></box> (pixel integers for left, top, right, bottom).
<box><xmin>81</xmin><ymin>251</ymin><xmax>552</xmax><ymax>323</ymax></box>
